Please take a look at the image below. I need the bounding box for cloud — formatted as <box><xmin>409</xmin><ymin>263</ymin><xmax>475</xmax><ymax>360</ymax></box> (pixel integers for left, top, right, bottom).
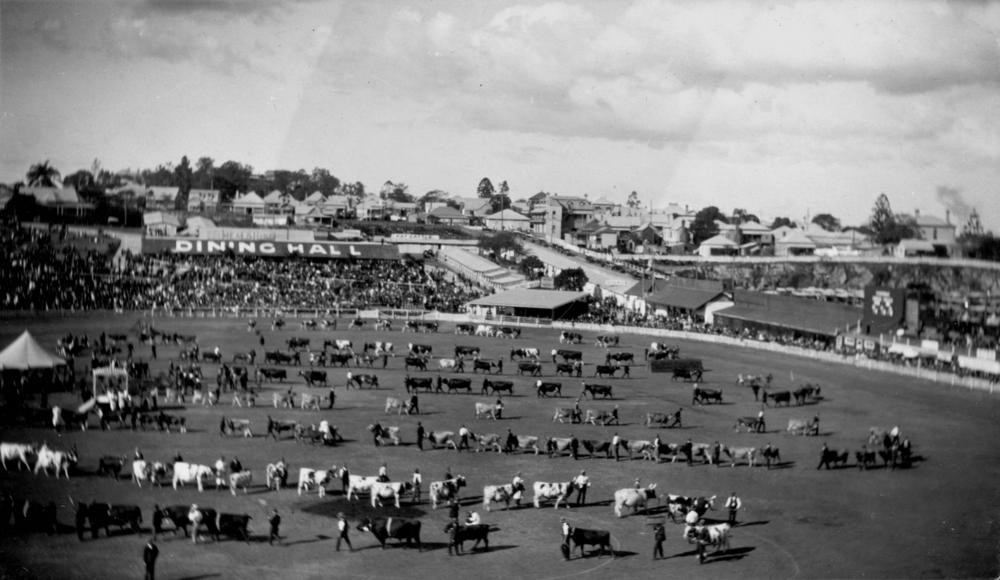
<box><xmin>935</xmin><ymin>186</ymin><xmax>974</xmax><ymax>223</ymax></box>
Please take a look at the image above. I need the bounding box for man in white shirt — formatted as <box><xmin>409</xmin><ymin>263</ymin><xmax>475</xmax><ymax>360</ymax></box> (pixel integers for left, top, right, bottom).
<box><xmin>336</xmin><ymin>512</ymin><xmax>352</xmax><ymax>552</ymax></box>
<box><xmin>411</xmin><ymin>468</ymin><xmax>422</xmax><ymax>502</ymax></box>
<box><xmin>465</xmin><ymin>511</ymin><xmax>481</xmax><ymax>525</ymax></box>
<box><xmin>725</xmin><ymin>492</ymin><xmax>742</xmax><ymax>525</ymax></box>
<box><xmin>512</xmin><ymin>472</ymin><xmax>524</xmax><ymax>506</ymax></box>
<box><xmin>458</xmin><ymin>425</ymin><xmax>471</xmax><ymax>451</ymax></box>
<box><xmin>611</xmin><ymin>433</ymin><xmax>621</xmax><ymax>461</ymax></box>
<box><xmin>377</xmin><ymin>463</ymin><xmax>388</xmax><ymax>482</ymax></box>
<box><xmin>572</xmin><ymin>471</ymin><xmax>590</xmax><ymax>506</ymax></box>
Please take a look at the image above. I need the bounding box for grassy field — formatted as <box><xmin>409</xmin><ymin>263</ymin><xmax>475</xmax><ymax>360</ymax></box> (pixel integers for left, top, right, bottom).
<box><xmin>1</xmin><ymin>312</ymin><xmax>998</xmax><ymax>579</ymax></box>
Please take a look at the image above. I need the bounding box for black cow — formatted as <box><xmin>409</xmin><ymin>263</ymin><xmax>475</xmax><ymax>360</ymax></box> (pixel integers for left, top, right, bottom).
<box><xmin>405</xmin><ymin>357</ymin><xmax>428</xmax><ymax>371</ymax></box>
<box><xmin>81</xmin><ymin>503</ymin><xmax>142</xmax><ymax>538</ymax></box>
<box><xmin>258</xmin><ymin>367</ymin><xmax>287</xmax><ymax>381</ymax></box>
<box><xmin>409</xmin><ymin>344</ymin><xmax>433</xmax><ymax>356</ymax></box>
<box><xmin>98</xmin><ymin>455</ymin><xmax>127</xmax><ymax>479</ymax></box>
<box><xmin>217</xmin><ymin>513</ymin><xmax>252</xmax><ymax>542</ymax></box>
<box><xmin>482</xmin><ymin>379</ymin><xmax>514</xmax><ymax>396</ymax></box>
<box><xmin>328</xmin><ymin>353</ymin><xmax>353</xmax><ymax>367</ymax></box>
<box><xmin>438</xmin><ymin>376</ymin><xmax>473</xmax><ymax>394</ymax></box>
<box><xmin>582</xmin><ymin>383</ymin><xmax>613</xmax><ymax>399</ymax></box>
<box><xmin>817</xmin><ymin>445</ymin><xmax>850</xmax><ymax>469</ymax></box>
<box><xmin>517</xmin><ymin>362</ymin><xmax>543</xmax><ymax>376</ymax></box>
<box><xmin>568</xmin><ymin>527</ymin><xmax>612</xmax><ymax>558</ymax></box>
<box><xmin>357</xmin><ymin>517</ymin><xmax>422</xmax><ymax>550</ymax></box>
<box><xmin>455</xmin><ymin>346</ymin><xmax>480</xmax><ymax>357</ymax></box>
<box><xmin>264</xmin><ymin>351</ymin><xmax>299</xmax><ymax>365</ymax></box>
<box><xmin>554</xmin><ymin>350</ymin><xmax>583</xmax><ymax>362</ymax></box>
<box><xmin>793</xmin><ymin>384</ymin><xmax>822</xmax><ymax>405</ymax></box>
<box><xmin>455</xmin><ymin>323</ymin><xmax>475</xmax><ymax>335</ymax></box>
<box><xmin>19</xmin><ymin>500</ymin><xmax>57</xmax><ymax>534</ymax></box>
<box><xmin>581</xmin><ymin>439</ymin><xmax>613</xmax><ymax>458</ymax></box>
<box><xmin>764</xmin><ymin>390</ymin><xmax>792</xmax><ymax>407</ymax></box>
<box><xmin>855</xmin><ymin>448</ymin><xmax>877</xmax><ymax>470</ymax></box>
<box><xmin>405</xmin><ymin>375</ymin><xmax>434</xmax><ymax>393</ymax></box>
<box><xmin>605</xmin><ymin>352</ymin><xmax>634</xmax><ymax>363</ymax></box>
<box><xmin>161</xmin><ymin>505</ymin><xmax>218</xmax><ymax>538</ymax></box>
<box><xmin>298</xmin><ymin>370</ymin><xmax>328</xmax><ymax>386</ymax></box>
<box><xmin>472</xmin><ymin>360</ymin><xmax>497</xmax><ymax>374</ymax></box>
<box><xmin>347</xmin><ymin>373</ymin><xmax>379</xmax><ymax>389</ymax></box>
<box><xmin>536</xmin><ymin>381</ymin><xmax>562</xmax><ymax>397</ymax></box>
<box><xmin>692</xmin><ymin>387</ymin><xmax>723</xmax><ymax>405</ymax></box>
<box><xmin>593</xmin><ymin>365</ymin><xmax>618</xmax><ymax>378</ymax></box>
<box><xmin>419</xmin><ymin>322</ymin><xmax>439</xmax><ymax>333</ymax></box>
<box><xmin>556</xmin><ymin>363</ymin><xmax>581</xmax><ymax>377</ymax></box>
<box><xmin>287</xmin><ymin>337</ymin><xmax>310</xmax><ymax>350</ymax></box>
<box><xmin>445</xmin><ymin>522</ymin><xmax>490</xmax><ymax>554</ymax></box>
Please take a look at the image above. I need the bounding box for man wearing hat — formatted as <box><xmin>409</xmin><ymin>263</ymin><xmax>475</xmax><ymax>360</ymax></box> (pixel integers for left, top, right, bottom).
<box><xmin>268</xmin><ymin>509</ymin><xmax>281</xmax><ymax>545</ymax></box>
<box><xmin>143</xmin><ymin>538</ymin><xmax>159</xmax><ymax>580</ymax></box>
<box><xmin>188</xmin><ymin>504</ymin><xmax>202</xmax><ymax>544</ymax></box>
<box><xmin>336</xmin><ymin>512</ymin><xmax>352</xmax><ymax>552</ymax></box>
<box><xmin>560</xmin><ymin>518</ymin><xmax>572</xmax><ymax>560</ymax></box>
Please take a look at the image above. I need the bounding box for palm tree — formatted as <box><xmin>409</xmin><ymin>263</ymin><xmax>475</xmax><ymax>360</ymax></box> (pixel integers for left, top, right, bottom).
<box><xmin>26</xmin><ymin>161</ymin><xmax>61</xmax><ymax>187</ymax></box>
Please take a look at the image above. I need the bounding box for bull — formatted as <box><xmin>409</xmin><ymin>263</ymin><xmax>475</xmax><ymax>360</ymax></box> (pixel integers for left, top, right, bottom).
<box><xmin>79</xmin><ymin>502</ymin><xmax>142</xmax><ymax>538</ymax></box>
<box><xmin>581</xmin><ymin>382</ymin><xmax>613</xmax><ymax>399</ymax></box>
<box><xmin>483</xmin><ymin>482</ymin><xmax>525</xmax><ymax>511</ymax></box>
<box><xmin>445</xmin><ymin>522</ymin><xmax>490</xmax><ymax>555</ymax></box>
<box><xmin>482</xmin><ymin>378</ymin><xmax>514</xmax><ymax>395</ymax></box>
<box><xmin>568</xmin><ymin>527</ymin><xmax>612</xmax><ymax>558</ymax></box>
<box><xmin>357</xmin><ymin>517</ymin><xmax>422</xmax><ymax>550</ymax></box>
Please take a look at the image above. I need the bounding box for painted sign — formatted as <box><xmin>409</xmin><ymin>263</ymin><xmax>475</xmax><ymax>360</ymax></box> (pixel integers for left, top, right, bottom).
<box><xmin>142</xmin><ymin>238</ymin><xmax>400</xmax><ymax>260</ymax></box>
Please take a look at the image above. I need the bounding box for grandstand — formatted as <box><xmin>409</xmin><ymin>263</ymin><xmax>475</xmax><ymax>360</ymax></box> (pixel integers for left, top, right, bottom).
<box><xmin>437</xmin><ymin>246</ymin><xmax>528</xmax><ymax>290</ymax></box>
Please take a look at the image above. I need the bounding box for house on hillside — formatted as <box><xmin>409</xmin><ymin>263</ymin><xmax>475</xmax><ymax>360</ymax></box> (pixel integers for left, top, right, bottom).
<box><xmin>457</xmin><ymin>197</ymin><xmax>493</xmax><ymax>218</ymax></box>
<box><xmin>484</xmin><ymin>209</ymin><xmax>530</xmax><ymax>232</ymax></box>
<box><xmin>187</xmin><ymin>188</ymin><xmax>219</xmax><ymax>212</ymax></box>
<box><xmin>22</xmin><ymin>185</ymin><xmax>95</xmax><ymax>218</ymax></box>
<box><xmin>773</xmin><ymin>228</ymin><xmax>817</xmax><ymax>256</ymax></box>
<box><xmin>697</xmin><ymin>234</ymin><xmax>739</xmax><ymax>257</ymax></box>
<box><xmin>542</xmin><ymin>196</ymin><xmax>595</xmax><ymax>243</ymax></box>
<box><xmin>318</xmin><ymin>195</ymin><xmax>351</xmax><ymax>218</ymax></box>
<box><xmin>427</xmin><ymin>206</ymin><xmax>469</xmax><ymax>226</ymax></box>
<box><xmin>232</xmin><ymin>191</ymin><xmax>265</xmax><ymax>215</ymax></box>
<box><xmin>143</xmin><ymin>211</ymin><xmax>181</xmax><ymax>236</ymax></box>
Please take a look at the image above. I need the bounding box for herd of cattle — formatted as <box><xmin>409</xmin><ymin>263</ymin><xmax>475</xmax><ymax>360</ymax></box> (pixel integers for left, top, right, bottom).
<box><xmin>3</xmin><ymin>317</ymin><xmax>919</xmax><ymax>566</ymax></box>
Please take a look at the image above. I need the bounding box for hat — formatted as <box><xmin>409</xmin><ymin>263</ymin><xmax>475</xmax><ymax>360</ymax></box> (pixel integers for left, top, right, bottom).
<box><xmin>337</xmin><ymin>512</ymin><xmax>345</xmax><ymax>518</ymax></box>
<box><xmin>191</xmin><ymin>504</ymin><xmax>199</xmax><ymax>509</ymax></box>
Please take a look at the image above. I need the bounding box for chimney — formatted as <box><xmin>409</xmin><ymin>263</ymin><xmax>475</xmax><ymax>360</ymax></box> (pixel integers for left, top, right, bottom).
<box><xmin>945</xmin><ymin>209</ymin><xmax>950</xmax><ymax>224</ymax></box>
<box><xmin>914</xmin><ymin>208</ymin><xmax>920</xmax><ymax>218</ymax></box>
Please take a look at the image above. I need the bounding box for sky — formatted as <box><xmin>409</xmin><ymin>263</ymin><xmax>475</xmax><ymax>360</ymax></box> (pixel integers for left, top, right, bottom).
<box><xmin>1</xmin><ymin>0</ymin><xmax>998</xmax><ymax>229</ymax></box>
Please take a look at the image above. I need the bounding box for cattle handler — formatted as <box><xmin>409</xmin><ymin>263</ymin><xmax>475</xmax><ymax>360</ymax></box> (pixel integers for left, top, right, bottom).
<box><xmin>336</xmin><ymin>512</ymin><xmax>353</xmax><ymax>552</ymax></box>
<box><xmin>560</xmin><ymin>518</ymin><xmax>572</xmax><ymax>560</ymax></box>
<box><xmin>268</xmin><ymin>509</ymin><xmax>282</xmax><ymax>545</ymax></box>
<box><xmin>143</xmin><ymin>539</ymin><xmax>159</xmax><ymax>580</ymax></box>
<box><xmin>653</xmin><ymin>523</ymin><xmax>666</xmax><ymax>560</ymax></box>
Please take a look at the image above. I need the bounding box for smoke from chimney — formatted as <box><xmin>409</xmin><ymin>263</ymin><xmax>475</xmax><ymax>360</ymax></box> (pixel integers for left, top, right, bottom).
<box><xmin>935</xmin><ymin>186</ymin><xmax>973</xmax><ymax>224</ymax></box>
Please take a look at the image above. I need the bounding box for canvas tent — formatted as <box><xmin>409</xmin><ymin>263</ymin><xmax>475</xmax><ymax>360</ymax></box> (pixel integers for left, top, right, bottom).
<box><xmin>0</xmin><ymin>330</ymin><xmax>65</xmax><ymax>370</ymax></box>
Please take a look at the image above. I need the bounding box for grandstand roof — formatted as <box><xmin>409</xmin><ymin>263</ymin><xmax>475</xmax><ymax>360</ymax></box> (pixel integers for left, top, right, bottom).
<box><xmin>715</xmin><ymin>291</ymin><xmax>863</xmax><ymax>337</ymax></box>
<box><xmin>467</xmin><ymin>288</ymin><xmax>588</xmax><ymax>310</ymax></box>
<box><xmin>646</xmin><ymin>287</ymin><xmax>726</xmax><ymax>311</ymax></box>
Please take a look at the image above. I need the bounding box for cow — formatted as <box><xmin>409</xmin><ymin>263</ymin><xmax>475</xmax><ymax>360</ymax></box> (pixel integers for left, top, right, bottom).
<box><xmin>581</xmin><ymin>439</ymin><xmax>613</xmax><ymax>458</ymax></box>
<box><xmin>474</xmin><ymin>325</ymin><xmax>496</xmax><ymax>337</ymax></box>
<box><xmin>606</xmin><ymin>352</ymin><xmax>634</xmax><ymax>363</ymax></box>
<box><xmin>357</xmin><ymin>517</ymin><xmax>422</xmax><ymax>550</ymax></box>
<box><xmin>430</xmin><ymin>476</ymin><xmax>467</xmax><ymax>509</ymax></box>
<box><xmin>405</xmin><ymin>356</ymin><xmax>428</xmax><ymax>372</ymax></box>
<box><xmin>692</xmin><ymin>387</ymin><xmax>723</xmax><ymax>405</ymax></box>
<box><xmin>482</xmin><ymin>378</ymin><xmax>514</xmax><ymax>396</ymax></box>
<box><xmin>483</xmin><ymin>482</ymin><xmax>526</xmax><ymax>511</ymax></box>
<box><xmin>510</xmin><ymin>347</ymin><xmax>539</xmax><ymax>361</ymax></box>
<box><xmin>2</xmin><ymin>443</ymin><xmax>37</xmax><ymax>471</ymax></box>
<box><xmin>161</xmin><ymin>505</ymin><xmax>218</xmax><ymax>539</ymax></box>
<box><xmin>787</xmin><ymin>416</ymin><xmax>820</xmax><ymax>436</ymax></box>
<box><xmin>472</xmin><ymin>359</ymin><xmax>498</xmax><ymax>374</ymax></box>
<box><xmin>232</xmin><ymin>350</ymin><xmax>256</xmax><ymax>364</ymax></box>
<box><xmin>568</xmin><ymin>527</ymin><xmax>612</xmax><ymax>558</ymax></box>
<box><xmin>132</xmin><ymin>460</ymin><xmax>161</xmax><ymax>487</ymax></box>
<box><xmin>667</xmin><ymin>495</ymin><xmax>717</xmax><ymax>523</ymax></box>
<box><xmin>402</xmin><ymin>321</ymin><xmax>421</xmax><ymax>333</ymax></box>
<box><xmin>385</xmin><ymin>397</ymin><xmax>409</xmax><ymax>415</ymax></box>
<box><xmin>427</xmin><ymin>431</ymin><xmax>459</xmax><ymax>450</ymax></box>
<box><xmin>419</xmin><ymin>322</ymin><xmax>439</xmax><ymax>333</ymax></box>
<box><xmin>266</xmin><ymin>416</ymin><xmax>298</xmax><ymax>440</ymax></box>
<box><xmin>17</xmin><ymin>500</ymin><xmax>57</xmax><ymax>535</ymax></box>
<box><xmin>763</xmin><ymin>390</ymin><xmax>792</xmax><ymax>407</ymax></box>
<box><xmin>855</xmin><ymin>447</ymin><xmax>877</xmax><ymax>470</ymax></box>
<box><xmin>553</xmin><ymin>349</ymin><xmax>583</xmax><ymax>362</ymax></box>
<box><xmin>581</xmin><ymin>382</ymin><xmax>613</xmax><ymax>399</ymax></box>
<box><xmin>349</xmin><ymin>318</ymin><xmax>365</xmax><ymax>329</ymax></box>
<box><xmin>685</xmin><ymin>523</ymin><xmax>732</xmax><ymax>555</ymax></box>
<box><xmin>734</xmin><ymin>415</ymin><xmax>765</xmax><ymax>433</ymax></box>
<box><xmin>202</xmin><ymin>351</ymin><xmax>223</xmax><ymax>364</ymax></box>
<box><xmin>614</xmin><ymin>484</ymin><xmax>658</xmax><ymax>517</ymax></box>
<box><xmin>723</xmin><ymin>446</ymin><xmax>757</xmax><ymax>468</ymax></box>
<box><xmin>545</xmin><ymin>437</ymin><xmax>574</xmax><ymax>457</ymax></box>
<box><xmin>217</xmin><ymin>513</ymin><xmax>252</xmax><ymax>542</ymax></box>
<box><xmin>33</xmin><ymin>445</ymin><xmax>77</xmax><ymax>478</ymax></box>
<box><xmin>672</xmin><ymin>367</ymin><xmax>703</xmax><ymax>381</ymax></box>
<box><xmin>257</xmin><ymin>367</ymin><xmax>287</xmax><ymax>382</ymax></box>
<box><xmin>793</xmin><ymin>384</ymin><xmax>822</xmax><ymax>405</ymax></box>
<box><xmin>297</xmin><ymin>394</ymin><xmax>322</xmax><ymax>411</ymax></box>
<box><xmin>438</xmin><ymin>358</ymin><xmax>462</xmax><ymax>371</ymax></box>
<box><xmin>532</xmin><ymin>481</ymin><xmax>575</xmax><ymax>509</ymax></box>
<box><xmin>347</xmin><ymin>372</ymin><xmax>379</xmax><ymax>389</ymax></box>
<box><xmin>517</xmin><ymin>361</ymin><xmax>543</xmax><ymax>376</ymax></box>
<box><xmin>556</xmin><ymin>362</ymin><xmax>582</xmax><ymax>377</ymax></box>
<box><xmin>370</xmin><ymin>424</ymin><xmax>402</xmax><ymax>445</ymax></box>
<box><xmin>476</xmin><ymin>433</ymin><xmax>503</xmax><ymax>454</ymax></box>
<box><xmin>455</xmin><ymin>345</ymin><xmax>480</xmax><ymax>357</ymax></box>
<box><xmin>408</xmin><ymin>343</ymin><xmax>433</xmax><ymax>356</ymax></box>
<box><xmin>98</xmin><ymin>455</ymin><xmax>127</xmax><ymax>479</ymax></box>
<box><xmin>265</xmin><ymin>462</ymin><xmax>288</xmax><ymax>490</ymax></box>
<box><xmin>817</xmin><ymin>445</ymin><xmax>850</xmax><ymax>469</ymax></box>
<box><xmin>559</xmin><ymin>331</ymin><xmax>583</xmax><ymax>344</ymax></box>
<box><xmin>445</xmin><ymin>522</ymin><xmax>490</xmax><ymax>555</ymax></box>
<box><xmin>298</xmin><ymin>370</ymin><xmax>328</xmax><ymax>386</ymax></box>
<box><xmin>475</xmin><ymin>402</ymin><xmax>500</xmax><ymax>420</ymax></box>
<box><xmin>371</xmin><ymin>481</ymin><xmax>413</xmax><ymax>508</ymax></box>
<box><xmin>81</xmin><ymin>502</ymin><xmax>143</xmax><ymax>538</ymax></box>
<box><xmin>585</xmin><ymin>409</ymin><xmax>619</xmax><ymax>426</ymax></box>
<box><xmin>538</xmin><ymin>381</ymin><xmax>563</xmax><ymax>397</ymax></box>
<box><xmin>172</xmin><ymin>462</ymin><xmax>214</xmax><ymax>491</ymax></box>
<box><xmin>264</xmin><ymin>350</ymin><xmax>300</xmax><ymax>365</ymax></box>
<box><xmin>510</xmin><ymin>435</ymin><xmax>542</xmax><ymax>455</ymax></box>
<box><xmin>438</xmin><ymin>376</ymin><xmax>473</xmax><ymax>394</ymax></box>
<box><xmin>404</xmin><ymin>375</ymin><xmax>433</xmax><ymax>393</ymax></box>
<box><xmin>645</xmin><ymin>410</ymin><xmax>682</xmax><ymax>429</ymax></box>
<box><xmin>455</xmin><ymin>323</ymin><xmax>475</xmax><ymax>335</ymax></box>
<box><xmin>621</xmin><ymin>439</ymin><xmax>653</xmax><ymax>460</ymax></box>
<box><xmin>228</xmin><ymin>470</ymin><xmax>253</xmax><ymax>495</ymax></box>
<box><xmin>595</xmin><ymin>335</ymin><xmax>619</xmax><ymax>348</ymax></box>
<box><xmin>271</xmin><ymin>318</ymin><xmax>286</xmax><ymax>330</ymax></box>
<box><xmin>326</xmin><ymin>339</ymin><xmax>353</xmax><ymax>352</ymax></box>
<box><xmin>298</xmin><ymin>467</ymin><xmax>336</xmax><ymax>496</ymax></box>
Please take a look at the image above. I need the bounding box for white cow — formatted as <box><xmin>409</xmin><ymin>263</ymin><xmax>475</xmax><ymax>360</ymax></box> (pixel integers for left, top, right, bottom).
<box><xmin>438</xmin><ymin>358</ymin><xmax>459</xmax><ymax>370</ymax></box>
<box><xmin>684</xmin><ymin>523</ymin><xmax>732</xmax><ymax>552</ymax></box>
<box><xmin>1</xmin><ymin>442</ymin><xmax>37</xmax><ymax>471</ymax></box>
<box><xmin>532</xmin><ymin>481</ymin><xmax>574</xmax><ymax>509</ymax></box>
<box><xmin>370</xmin><ymin>481</ymin><xmax>412</xmax><ymax>508</ymax></box>
<box><xmin>297</xmin><ymin>467</ymin><xmax>336</xmax><ymax>497</ymax></box>
<box><xmin>334</xmin><ymin>339</ymin><xmax>353</xmax><ymax>351</ymax></box>
<box><xmin>385</xmin><ymin>397</ymin><xmax>407</xmax><ymax>415</ymax></box>
<box><xmin>132</xmin><ymin>460</ymin><xmax>169</xmax><ymax>487</ymax></box>
<box><xmin>172</xmin><ymin>462</ymin><xmax>214</xmax><ymax>492</ymax></box>
<box><xmin>614</xmin><ymin>484</ymin><xmax>658</xmax><ymax>517</ymax></box>
<box><xmin>475</xmin><ymin>325</ymin><xmax>495</xmax><ymax>337</ymax></box>
<box><xmin>429</xmin><ymin>476</ymin><xmax>467</xmax><ymax>509</ymax></box>
<box><xmin>346</xmin><ymin>475</ymin><xmax>381</xmax><ymax>500</ymax></box>
<box><xmin>483</xmin><ymin>483</ymin><xmax>523</xmax><ymax>512</ymax></box>
<box><xmin>229</xmin><ymin>471</ymin><xmax>253</xmax><ymax>495</ymax></box>
<box><xmin>33</xmin><ymin>445</ymin><xmax>77</xmax><ymax>479</ymax></box>
<box><xmin>475</xmin><ymin>402</ymin><xmax>500</xmax><ymax>420</ymax></box>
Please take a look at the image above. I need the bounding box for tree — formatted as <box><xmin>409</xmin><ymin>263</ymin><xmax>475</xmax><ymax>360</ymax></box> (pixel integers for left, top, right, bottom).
<box><xmin>554</xmin><ymin>267</ymin><xmax>588</xmax><ymax>291</ymax></box>
<box><xmin>26</xmin><ymin>161</ymin><xmax>61</xmax><ymax>187</ymax></box>
<box><xmin>961</xmin><ymin>209</ymin><xmax>984</xmax><ymax>240</ymax></box>
<box><xmin>309</xmin><ymin>167</ymin><xmax>341</xmax><ymax>197</ymax></box>
<box><xmin>194</xmin><ymin>157</ymin><xmax>215</xmax><ymax>189</ymax></box>
<box><xmin>689</xmin><ymin>206</ymin><xmax>727</xmax><ymax>245</ymax></box>
<box><xmin>340</xmin><ymin>181</ymin><xmax>366</xmax><ymax>199</ymax></box>
<box><xmin>63</xmin><ymin>170</ymin><xmax>95</xmax><ymax>190</ymax></box>
<box><xmin>811</xmin><ymin>213</ymin><xmax>842</xmax><ymax>232</ymax></box>
<box><xmin>173</xmin><ymin>156</ymin><xmax>193</xmax><ymax>211</ymax></box>
<box><xmin>869</xmin><ymin>193</ymin><xmax>895</xmax><ymax>241</ymax></box>
<box><xmin>626</xmin><ymin>190</ymin><xmax>641</xmax><ymax>209</ymax></box>
<box><xmin>477</xmin><ymin>177</ymin><xmax>495</xmax><ymax>199</ymax></box>
<box><xmin>770</xmin><ymin>216</ymin><xmax>796</xmax><ymax>229</ymax></box>
<box><xmin>731</xmin><ymin>208</ymin><xmax>761</xmax><ymax>224</ymax></box>
<box><xmin>215</xmin><ymin>160</ymin><xmax>253</xmax><ymax>203</ymax></box>
<box><xmin>519</xmin><ymin>255</ymin><xmax>545</xmax><ymax>279</ymax></box>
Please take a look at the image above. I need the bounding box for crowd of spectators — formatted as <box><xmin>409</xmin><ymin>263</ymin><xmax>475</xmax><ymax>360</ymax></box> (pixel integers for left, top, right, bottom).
<box><xmin>1</xmin><ymin>225</ymin><xmax>485</xmax><ymax>313</ymax></box>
